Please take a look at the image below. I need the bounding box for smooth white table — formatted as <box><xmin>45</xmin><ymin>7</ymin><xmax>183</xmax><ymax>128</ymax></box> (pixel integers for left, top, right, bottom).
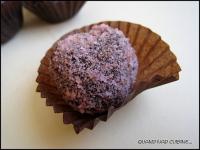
<box><xmin>1</xmin><ymin>1</ymin><xmax>199</xmax><ymax>149</ymax></box>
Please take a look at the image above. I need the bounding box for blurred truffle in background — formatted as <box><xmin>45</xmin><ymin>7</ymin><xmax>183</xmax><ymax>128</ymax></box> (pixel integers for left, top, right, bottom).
<box><xmin>23</xmin><ymin>1</ymin><xmax>86</xmax><ymax>23</ymax></box>
<box><xmin>1</xmin><ymin>1</ymin><xmax>23</xmax><ymax>44</ymax></box>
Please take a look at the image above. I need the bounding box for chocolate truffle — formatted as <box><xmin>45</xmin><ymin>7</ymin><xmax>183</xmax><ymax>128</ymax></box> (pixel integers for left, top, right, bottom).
<box><xmin>1</xmin><ymin>1</ymin><xmax>23</xmax><ymax>44</ymax></box>
<box><xmin>49</xmin><ymin>24</ymin><xmax>138</xmax><ymax>114</ymax></box>
<box><xmin>23</xmin><ymin>1</ymin><xmax>85</xmax><ymax>23</ymax></box>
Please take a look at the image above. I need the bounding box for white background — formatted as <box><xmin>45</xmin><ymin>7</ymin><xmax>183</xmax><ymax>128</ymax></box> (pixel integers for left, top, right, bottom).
<box><xmin>1</xmin><ymin>1</ymin><xmax>199</xmax><ymax>149</ymax></box>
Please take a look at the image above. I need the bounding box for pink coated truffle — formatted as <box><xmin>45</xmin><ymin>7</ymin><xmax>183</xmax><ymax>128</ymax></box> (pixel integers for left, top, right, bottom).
<box><xmin>49</xmin><ymin>24</ymin><xmax>138</xmax><ymax>114</ymax></box>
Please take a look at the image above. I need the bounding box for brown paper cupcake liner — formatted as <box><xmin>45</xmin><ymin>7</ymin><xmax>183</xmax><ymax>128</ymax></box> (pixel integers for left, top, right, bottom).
<box><xmin>36</xmin><ymin>21</ymin><xmax>181</xmax><ymax>133</ymax></box>
<box><xmin>1</xmin><ymin>1</ymin><xmax>23</xmax><ymax>44</ymax></box>
<box><xmin>23</xmin><ymin>1</ymin><xmax>86</xmax><ymax>23</ymax></box>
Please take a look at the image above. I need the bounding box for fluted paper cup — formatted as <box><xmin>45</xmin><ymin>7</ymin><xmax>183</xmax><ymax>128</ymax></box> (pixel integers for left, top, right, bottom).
<box><xmin>36</xmin><ymin>21</ymin><xmax>181</xmax><ymax>133</ymax></box>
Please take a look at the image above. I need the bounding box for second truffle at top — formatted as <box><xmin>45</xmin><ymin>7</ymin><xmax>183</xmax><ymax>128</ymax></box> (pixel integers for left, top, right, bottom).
<box><xmin>23</xmin><ymin>1</ymin><xmax>86</xmax><ymax>23</ymax></box>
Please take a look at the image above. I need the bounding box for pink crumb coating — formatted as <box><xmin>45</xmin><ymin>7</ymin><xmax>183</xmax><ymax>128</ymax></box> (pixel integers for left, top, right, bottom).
<box><xmin>49</xmin><ymin>24</ymin><xmax>138</xmax><ymax>114</ymax></box>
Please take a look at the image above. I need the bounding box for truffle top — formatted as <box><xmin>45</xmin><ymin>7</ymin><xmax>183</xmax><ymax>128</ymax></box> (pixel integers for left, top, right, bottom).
<box><xmin>49</xmin><ymin>24</ymin><xmax>138</xmax><ymax>114</ymax></box>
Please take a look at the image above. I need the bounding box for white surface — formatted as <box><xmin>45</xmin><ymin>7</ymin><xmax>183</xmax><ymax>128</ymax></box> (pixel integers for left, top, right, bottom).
<box><xmin>1</xmin><ymin>1</ymin><xmax>199</xmax><ymax>149</ymax></box>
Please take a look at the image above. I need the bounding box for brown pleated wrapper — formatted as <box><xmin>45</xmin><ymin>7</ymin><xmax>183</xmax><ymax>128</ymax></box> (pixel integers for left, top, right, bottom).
<box><xmin>1</xmin><ymin>1</ymin><xmax>23</xmax><ymax>44</ymax></box>
<box><xmin>23</xmin><ymin>1</ymin><xmax>86</xmax><ymax>23</ymax></box>
<box><xmin>36</xmin><ymin>21</ymin><xmax>181</xmax><ymax>134</ymax></box>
